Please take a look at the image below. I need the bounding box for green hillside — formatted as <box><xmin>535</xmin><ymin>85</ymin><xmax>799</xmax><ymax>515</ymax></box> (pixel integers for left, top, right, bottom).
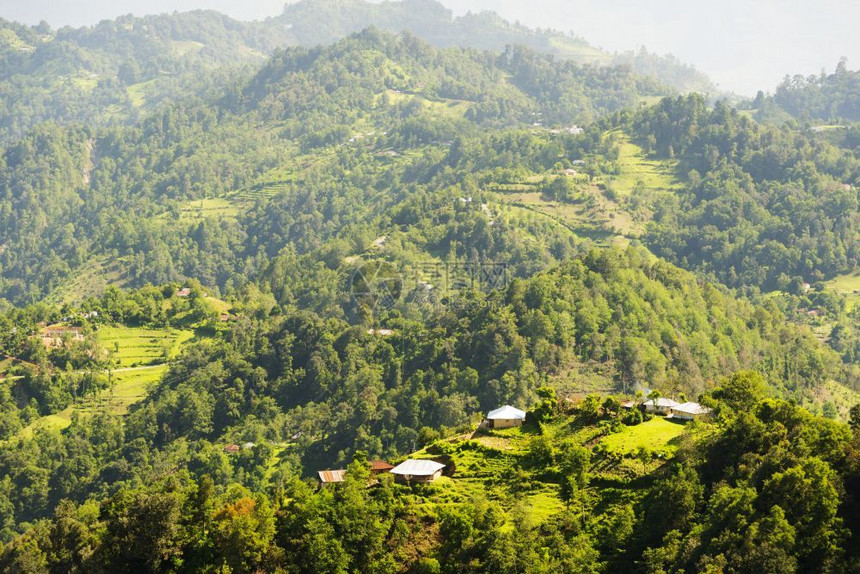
<box><xmin>2</xmin><ymin>369</ymin><xmax>858</xmax><ymax>572</ymax></box>
<box><xmin>0</xmin><ymin>4</ymin><xmax>857</xmax><ymax>571</ymax></box>
<box><xmin>0</xmin><ymin>0</ymin><xmax>715</xmax><ymax>145</ymax></box>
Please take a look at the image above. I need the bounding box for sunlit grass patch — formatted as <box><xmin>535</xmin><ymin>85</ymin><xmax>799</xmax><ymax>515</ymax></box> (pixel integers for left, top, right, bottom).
<box><xmin>600</xmin><ymin>417</ymin><xmax>687</xmax><ymax>456</ymax></box>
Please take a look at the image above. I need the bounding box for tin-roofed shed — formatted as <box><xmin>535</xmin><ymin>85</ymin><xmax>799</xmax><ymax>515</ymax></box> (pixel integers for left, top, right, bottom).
<box><xmin>318</xmin><ymin>470</ymin><xmax>347</xmax><ymax>485</ymax></box>
<box><xmin>389</xmin><ymin>459</ymin><xmax>445</xmax><ymax>483</ymax></box>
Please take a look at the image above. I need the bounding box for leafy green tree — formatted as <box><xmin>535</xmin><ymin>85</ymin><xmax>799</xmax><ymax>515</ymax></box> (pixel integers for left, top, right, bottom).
<box><xmin>99</xmin><ymin>486</ymin><xmax>184</xmax><ymax>572</ymax></box>
<box><xmin>849</xmin><ymin>404</ymin><xmax>860</xmax><ymax>431</ymax></box>
<box><xmin>714</xmin><ymin>371</ymin><xmax>768</xmax><ymax>412</ymax></box>
<box><xmin>213</xmin><ymin>495</ymin><xmax>277</xmax><ymax>574</ymax></box>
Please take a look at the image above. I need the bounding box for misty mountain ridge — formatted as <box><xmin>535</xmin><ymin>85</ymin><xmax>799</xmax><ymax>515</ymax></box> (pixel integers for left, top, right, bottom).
<box><xmin>0</xmin><ymin>0</ymin><xmax>716</xmax><ymax>142</ymax></box>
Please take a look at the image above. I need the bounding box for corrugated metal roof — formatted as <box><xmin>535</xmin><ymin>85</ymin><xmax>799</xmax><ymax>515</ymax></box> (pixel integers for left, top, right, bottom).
<box><xmin>487</xmin><ymin>405</ymin><xmax>526</xmax><ymax>420</ymax></box>
<box><xmin>644</xmin><ymin>398</ymin><xmax>680</xmax><ymax>408</ymax></box>
<box><xmin>370</xmin><ymin>460</ymin><xmax>394</xmax><ymax>471</ymax></box>
<box><xmin>390</xmin><ymin>459</ymin><xmax>445</xmax><ymax>476</ymax></box>
<box><xmin>318</xmin><ymin>469</ymin><xmax>346</xmax><ymax>483</ymax></box>
<box><xmin>672</xmin><ymin>402</ymin><xmax>712</xmax><ymax>415</ymax></box>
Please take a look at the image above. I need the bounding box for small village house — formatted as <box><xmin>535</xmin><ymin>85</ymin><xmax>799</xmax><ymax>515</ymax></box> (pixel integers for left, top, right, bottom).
<box><xmin>369</xmin><ymin>460</ymin><xmax>394</xmax><ymax>476</ymax></box>
<box><xmin>486</xmin><ymin>405</ymin><xmax>527</xmax><ymax>429</ymax></box>
<box><xmin>223</xmin><ymin>444</ymin><xmax>240</xmax><ymax>455</ymax></box>
<box><xmin>176</xmin><ymin>287</ymin><xmax>191</xmax><ymax>298</ymax></box>
<box><xmin>642</xmin><ymin>397</ymin><xmax>679</xmax><ymax>415</ymax></box>
<box><xmin>318</xmin><ymin>470</ymin><xmax>346</xmax><ymax>485</ymax></box>
<box><xmin>389</xmin><ymin>459</ymin><xmax>445</xmax><ymax>483</ymax></box>
<box><xmin>671</xmin><ymin>402</ymin><xmax>712</xmax><ymax>421</ymax></box>
<box><xmin>40</xmin><ymin>325</ymin><xmax>85</xmax><ymax>348</ymax></box>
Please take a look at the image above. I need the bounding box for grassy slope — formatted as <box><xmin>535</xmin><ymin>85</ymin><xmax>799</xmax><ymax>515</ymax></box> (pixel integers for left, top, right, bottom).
<box><xmin>491</xmin><ymin>131</ymin><xmax>679</xmax><ymax>245</ymax></box>
<box><xmin>604</xmin><ymin>132</ymin><xmax>682</xmax><ymax>197</ymax></box>
<box><xmin>824</xmin><ymin>270</ymin><xmax>860</xmax><ymax>312</ymax></box>
<box><xmin>600</xmin><ymin>417</ymin><xmax>687</xmax><ymax>455</ymax></box>
<box><xmin>383</xmin><ymin>89</ymin><xmax>473</xmax><ymax>118</ymax></box>
<box><xmin>14</xmin><ymin>325</ymin><xmax>196</xmax><ymax>439</ymax></box>
<box><xmin>98</xmin><ymin>326</ymin><xmax>194</xmax><ymax>368</ymax></box>
<box><xmin>806</xmin><ymin>380</ymin><xmax>860</xmax><ymax>420</ymax></box>
<box><xmin>394</xmin><ymin>413</ymin><xmax>703</xmax><ymax>527</ymax></box>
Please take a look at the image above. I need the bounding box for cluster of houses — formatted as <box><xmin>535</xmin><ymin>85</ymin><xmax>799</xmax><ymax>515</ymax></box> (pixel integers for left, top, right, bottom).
<box><xmin>316</xmin><ymin>405</ymin><xmax>529</xmax><ymax>485</ymax></box>
<box><xmin>236</xmin><ymin>397</ymin><xmax>711</xmax><ymax>488</ymax></box>
<box><xmin>40</xmin><ymin>325</ymin><xmax>85</xmax><ymax>349</ymax></box>
<box><xmin>624</xmin><ymin>397</ymin><xmax>712</xmax><ymax>421</ymax></box>
<box><xmin>317</xmin><ymin>458</ymin><xmax>447</xmax><ymax>485</ymax></box>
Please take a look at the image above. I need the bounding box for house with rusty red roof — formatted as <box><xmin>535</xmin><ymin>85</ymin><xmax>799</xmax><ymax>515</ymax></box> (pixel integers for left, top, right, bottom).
<box><xmin>318</xmin><ymin>469</ymin><xmax>347</xmax><ymax>485</ymax></box>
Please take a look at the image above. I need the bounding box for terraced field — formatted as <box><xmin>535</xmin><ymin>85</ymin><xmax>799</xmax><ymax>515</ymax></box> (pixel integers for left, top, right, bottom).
<box><xmin>98</xmin><ymin>326</ymin><xmax>194</xmax><ymax>368</ymax></box>
<box><xmin>486</xmin><ymin>132</ymin><xmax>679</xmax><ymax>246</ymax></box>
<box><xmin>179</xmin><ymin>198</ymin><xmax>240</xmax><ymax>222</ymax></box>
<box><xmin>16</xmin><ymin>364</ymin><xmax>169</xmax><ymax>439</ymax></box>
<box><xmin>46</xmin><ymin>256</ymin><xmax>133</xmax><ymax>305</ymax></box>
<box><xmin>604</xmin><ymin>132</ymin><xmax>681</xmax><ymax>197</ymax></box>
<box><xmin>393</xmin><ymin>412</ymin><xmax>703</xmax><ymax>527</ymax></box>
<box><xmin>13</xmin><ymin>326</ymin><xmax>197</xmax><ymax>440</ymax></box>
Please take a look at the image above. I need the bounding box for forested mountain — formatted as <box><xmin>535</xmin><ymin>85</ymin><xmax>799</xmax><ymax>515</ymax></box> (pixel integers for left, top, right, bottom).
<box><xmin>0</xmin><ymin>3</ymin><xmax>858</xmax><ymax>571</ymax></box>
<box><xmin>3</xmin><ymin>29</ymin><xmax>856</xmax><ymax>312</ymax></box>
<box><xmin>0</xmin><ymin>30</ymin><xmax>857</xmax><ymax>382</ymax></box>
<box><xmin>0</xmin><ymin>0</ymin><xmax>714</xmax><ymax>142</ymax></box>
<box><xmin>0</xmin><ymin>249</ymin><xmax>856</xmax><ymax>571</ymax></box>
<box><xmin>275</xmin><ymin>0</ymin><xmax>715</xmax><ymax>94</ymax></box>
<box><xmin>750</xmin><ymin>59</ymin><xmax>860</xmax><ymax>123</ymax></box>
<box><xmin>0</xmin><ymin>29</ymin><xmax>665</xmax><ymax>306</ymax></box>
<box><xmin>0</xmin><ymin>12</ymin><xmax>286</xmax><ymax>142</ymax></box>
<box><xmin>628</xmin><ymin>94</ymin><xmax>859</xmax><ymax>290</ymax></box>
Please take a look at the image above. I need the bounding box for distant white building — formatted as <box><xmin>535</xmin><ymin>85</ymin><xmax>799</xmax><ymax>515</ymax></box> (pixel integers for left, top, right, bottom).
<box><xmin>671</xmin><ymin>402</ymin><xmax>712</xmax><ymax>421</ymax></box>
<box><xmin>486</xmin><ymin>405</ymin><xmax>527</xmax><ymax>429</ymax></box>
<box><xmin>389</xmin><ymin>459</ymin><xmax>445</xmax><ymax>483</ymax></box>
<box><xmin>642</xmin><ymin>398</ymin><xmax>679</xmax><ymax>415</ymax></box>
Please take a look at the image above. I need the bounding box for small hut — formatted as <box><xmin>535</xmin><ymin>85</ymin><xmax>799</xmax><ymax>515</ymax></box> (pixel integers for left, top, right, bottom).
<box><xmin>389</xmin><ymin>459</ymin><xmax>445</xmax><ymax>483</ymax></box>
<box><xmin>486</xmin><ymin>405</ymin><xmax>527</xmax><ymax>429</ymax></box>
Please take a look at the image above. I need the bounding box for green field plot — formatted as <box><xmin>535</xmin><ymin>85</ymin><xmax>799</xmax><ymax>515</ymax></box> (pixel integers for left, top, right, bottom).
<box><xmin>600</xmin><ymin>417</ymin><xmax>688</xmax><ymax>455</ymax></box>
<box><xmin>14</xmin><ymin>324</ymin><xmax>194</xmax><ymax>440</ymax></box>
<box><xmin>16</xmin><ymin>364</ymin><xmax>168</xmax><ymax>439</ymax></box>
<box><xmin>606</xmin><ymin>132</ymin><xmax>681</xmax><ymax>197</ymax></box>
<box><xmin>126</xmin><ymin>78</ymin><xmax>158</xmax><ymax>107</ymax></box>
<box><xmin>824</xmin><ymin>270</ymin><xmax>860</xmax><ymax>311</ymax></box>
<box><xmin>98</xmin><ymin>326</ymin><xmax>194</xmax><ymax>368</ymax></box>
<box><xmin>547</xmin><ymin>37</ymin><xmax>611</xmax><ymax>65</ymax></box>
<box><xmin>170</xmin><ymin>40</ymin><xmax>204</xmax><ymax>57</ymax></box>
<box><xmin>179</xmin><ymin>197</ymin><xmax>241</xmax><ymax>222</ymax></box>
<box><xmin>203</xmin><ymin>296</ymin><xmax>232</xmax><ymax>315</ymax></box>
<box><xmin>382</xmin><ymin>89</ymin><xmax>473</xmax><ymax>118</ymax></box>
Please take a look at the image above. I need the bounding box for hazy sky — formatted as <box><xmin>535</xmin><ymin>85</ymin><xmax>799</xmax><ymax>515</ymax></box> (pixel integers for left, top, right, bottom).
<box><xmin>1</xmin><ymin>0</ymin><xmax>858</xmax><ymax>95</ymax></box>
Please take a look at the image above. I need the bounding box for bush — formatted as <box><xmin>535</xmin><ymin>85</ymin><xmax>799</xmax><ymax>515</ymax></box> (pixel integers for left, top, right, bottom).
<box><xmin>622</xmin><ymin>408</ymin><xmax>643</xmax><ymax>426</ymax></box>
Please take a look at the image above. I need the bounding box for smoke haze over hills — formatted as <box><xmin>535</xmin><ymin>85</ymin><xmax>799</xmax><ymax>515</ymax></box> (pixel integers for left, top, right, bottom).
<box><xmin>1</xmin><ymin>0</ymin><xmax>858</xmax><ymax>94</ymax></box>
